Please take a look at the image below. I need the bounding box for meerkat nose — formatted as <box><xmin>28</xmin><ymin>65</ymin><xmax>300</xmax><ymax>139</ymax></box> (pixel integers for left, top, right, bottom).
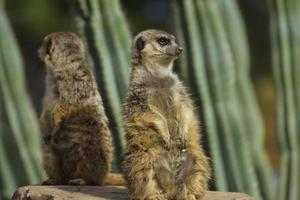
<box><xmin>176</xmin><ymin>47</ymin><xmax>183</xmax><ymax>55</ymax></box>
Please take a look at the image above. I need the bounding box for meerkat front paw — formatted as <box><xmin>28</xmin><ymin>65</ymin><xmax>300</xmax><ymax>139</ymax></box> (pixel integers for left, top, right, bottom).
<box><xmin>145</xmin><ymin>194</ymin><xmax>168</xmax><ymax>200</ymax></box>
<box><xmin>186</xmin><ymin>194</ymin><xmax>198</xmax><ymax>200</ymax></box>
<box><xmin>52</xmin><ymin>111</ymin><xmax>63</xmax><ymax>127</ymax></box>
<box><xmin>68</xmin><ymin>178</ymin><xmax>87</xmax><ymax>185</ymax></box>
<box><xmin>51</xmin><ymin>104</ymin><xmax>67</xmax><ymax>127</ymax></box>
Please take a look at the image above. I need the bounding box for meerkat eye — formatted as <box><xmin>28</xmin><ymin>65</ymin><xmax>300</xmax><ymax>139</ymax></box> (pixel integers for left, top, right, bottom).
<box><xmin>156</xmin><ymin>37</ymin><xmax>170</xmax><ymax>46</ymax></box>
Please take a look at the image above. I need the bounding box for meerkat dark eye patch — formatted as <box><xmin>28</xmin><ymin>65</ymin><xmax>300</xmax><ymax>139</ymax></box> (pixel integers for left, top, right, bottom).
<box><xmin>136</xmin><ymin>37</ymin><xmax>145</xmax><ymax>51</ymax></box>
<box><xmin>156</xmin><ymin>37</ymin><xmax>170</xmax><ymax>46</ymax></box>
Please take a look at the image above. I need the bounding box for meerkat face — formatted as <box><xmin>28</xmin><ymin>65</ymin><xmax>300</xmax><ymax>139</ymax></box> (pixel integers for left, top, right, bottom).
<box><xmin>132</xmin><ymin>29</ymin><xmax>183</xmax><ymax>67</ymax></box>
<box><xmin>38</xmin><ymin>32</ymin><xmax>85</xmax><ymax>70</ymax></box>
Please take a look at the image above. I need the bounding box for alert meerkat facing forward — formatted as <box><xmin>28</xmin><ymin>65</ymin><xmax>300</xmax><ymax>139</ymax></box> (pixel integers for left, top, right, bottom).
<box><xmin>123</xmin><ymin>30</ymin><xmax>210</xmax><ymax>200</ymax></box>
<box><xmin>38</xmin><ymin>32</ymin><xmax>124</xmax><ymax>186</ymax></box>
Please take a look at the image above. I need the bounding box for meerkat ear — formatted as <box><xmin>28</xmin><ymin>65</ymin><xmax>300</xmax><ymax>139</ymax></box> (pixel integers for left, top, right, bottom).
<box><xmin>46</xmin><ymin>39</ymin><xmax>53</xmax><ymax>55</ymax></box>
<box><xmin>135</xmin><ymin>36</ymin><xmax>144</xmax><ymax>51</ymax></box>
<box><xmin>38</xmin><ymin>38</ymin><xmax>52</xmax><ymax>60</ymax></box>
<box><xmin>132</xmin><ymin>36</ymin><xmax>144</xmax><ymax>65</ymax></box>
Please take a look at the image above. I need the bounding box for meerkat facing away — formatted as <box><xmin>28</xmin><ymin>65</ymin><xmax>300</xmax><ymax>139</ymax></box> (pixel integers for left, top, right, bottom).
<box><xmin>122</xmin><ymin>30</ymin><xmax>210</xmax><ymax>200</ymax></box>
<box><xmin>38</xmin><ymin>32</ymin><xmax>124</xmax><ymax>185</ymax></box>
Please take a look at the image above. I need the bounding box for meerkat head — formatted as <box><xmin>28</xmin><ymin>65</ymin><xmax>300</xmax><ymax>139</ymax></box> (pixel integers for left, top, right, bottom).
<box><xmin>38</xmin><ymin>32</ymin><xmax>85</xmax><ymax>70</ymax></box>
<box><xmin>131</xmin><ymin>29</ymin><xmax>183</xmax><ymax>68</ymax></box>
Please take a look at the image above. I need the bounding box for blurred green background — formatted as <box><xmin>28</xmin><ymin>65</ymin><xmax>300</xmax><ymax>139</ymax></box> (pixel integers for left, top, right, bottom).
<box><xmin>1</xmin><ymin>0</ymin><xmax>298</xmax><ymax>200</ymax></box>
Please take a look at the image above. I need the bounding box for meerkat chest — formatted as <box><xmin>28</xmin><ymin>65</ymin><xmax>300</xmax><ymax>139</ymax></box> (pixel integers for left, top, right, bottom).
<box><xmin>149</xmin><ymin>88</ymin><xmax>181</xmax><ymax>115</ymax></box>
<box><xmin>149</xmin><ymin>88</ymin><xmax>187</xmax><ymax>138</ymax></box>
<box><xmin>148</xmin><ymin>87</ymin><xmax>193</xmax><ymax>192</ymax></box>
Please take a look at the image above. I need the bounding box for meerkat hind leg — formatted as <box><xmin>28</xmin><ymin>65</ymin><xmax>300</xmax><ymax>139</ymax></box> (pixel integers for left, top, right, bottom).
<box><xmin>42</xmin><ymin>146</ymin><xmax>66</xmax><ymax>185</ymax></box>
<box><xmin>176</xmin><ymin>148</ymin><xmax>209</xmax><ymax>200</ymax></box>
<box><xmin>125</xmin><ymin>147</ymin><xmax>168</xmax><ymax>199</ymax></box>
<box><xmin>129</xmin><ymin>164</ymin><xmax>168</xmax><ymax>200</ymax></box>
<box><xmin>72</xmin><ymin>135</ymin><xmax>110</xmax><ymax>185</ymax></box>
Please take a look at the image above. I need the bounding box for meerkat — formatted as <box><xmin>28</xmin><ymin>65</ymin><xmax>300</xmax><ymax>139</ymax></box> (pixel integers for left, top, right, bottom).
<box><xmin>122</xmin><ymin>30</ymin><xmax>210</xmax><ymax>200</ymax></box>
<box><xmin>38</xmin><ymin>32</ymin><xmax>124</xmax><ymax>186</ymax></box>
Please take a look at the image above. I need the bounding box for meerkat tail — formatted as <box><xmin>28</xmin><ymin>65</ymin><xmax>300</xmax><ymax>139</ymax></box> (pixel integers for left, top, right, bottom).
<box><xmin>103</xmin><ymin>173</ymin><xmax>126</xmax><ymax>186</ymax></box>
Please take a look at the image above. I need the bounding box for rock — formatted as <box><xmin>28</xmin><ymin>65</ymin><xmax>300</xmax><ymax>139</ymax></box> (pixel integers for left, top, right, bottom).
<box><xmin>11</xmin><ymin>186</ymin><xmax>256</xmax><ymax>200</ymax></box>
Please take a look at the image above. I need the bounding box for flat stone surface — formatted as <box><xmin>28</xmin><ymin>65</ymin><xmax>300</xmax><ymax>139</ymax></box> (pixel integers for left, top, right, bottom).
<box><xmin>11</xmin><ymin>185</ymin><xmax>256</xmax><ymax>200</ymax></box>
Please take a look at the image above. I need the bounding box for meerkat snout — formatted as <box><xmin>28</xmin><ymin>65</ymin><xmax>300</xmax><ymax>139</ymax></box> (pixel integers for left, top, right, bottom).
<box><xmin>166</xmin><ymin>45</ymin><xmax>183</xmax><ymax>57</ymax></box>
<box><xmin>177</xmin><ymin>47</ymin><xmax>183</xmax><ymax>55</ymax></box>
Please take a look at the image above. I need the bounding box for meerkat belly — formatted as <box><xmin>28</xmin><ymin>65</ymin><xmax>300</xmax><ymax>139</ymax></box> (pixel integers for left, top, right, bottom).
<box><xmin>155</xmin><ymin>142</ymin><xmax>189</xmax><ymax>196</ymax></box>
<box><xmin>149</xmin><ymin>89</ymin><xmax>187</xmax><ymax>192</ymax></box>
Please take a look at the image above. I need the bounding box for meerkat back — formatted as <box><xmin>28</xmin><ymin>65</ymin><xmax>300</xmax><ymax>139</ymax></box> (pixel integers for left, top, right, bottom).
<box><xmin>123</xmin><ymin>30</ymin><xmax>210</xmax><ymax>200</ymax></box>
<box><xmin>38</xmin><ymin>32</ymin><xmax>114</xmax><ymax>185</ymax></box>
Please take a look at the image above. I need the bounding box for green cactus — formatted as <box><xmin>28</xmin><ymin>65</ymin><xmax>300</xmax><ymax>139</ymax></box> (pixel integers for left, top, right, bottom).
<box><xmin>100</xmin><ymin>0</ymin><xmax>131</xmax><ymax>99</ymax></box>
<box><xmin>173</xmin><ymin>0</ymin><xmax>274</xmax><ymax>199</ymax></box>
<box><xmin>70</xmin><ymin>0</ymin><xmax>131</xmax><ymax>169</ymax></box>
<box><xmin>0</xmin><ymin>1</ymin><xmax>44</xmax><ymax>199</ymax></box>
<box><xmin>268</xmin><ymin>0</ymin><xmax>300</xmax><ymax>199</ymax></box>
<box><xmin>0</xmin><ymin>99</ymin><xmax>17</xmax><ymax>199</ymax></box>
<box><xmin>216</xmin><ymin>1</ymin><xmax>274</xmax><ymax>199</ymax></box>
